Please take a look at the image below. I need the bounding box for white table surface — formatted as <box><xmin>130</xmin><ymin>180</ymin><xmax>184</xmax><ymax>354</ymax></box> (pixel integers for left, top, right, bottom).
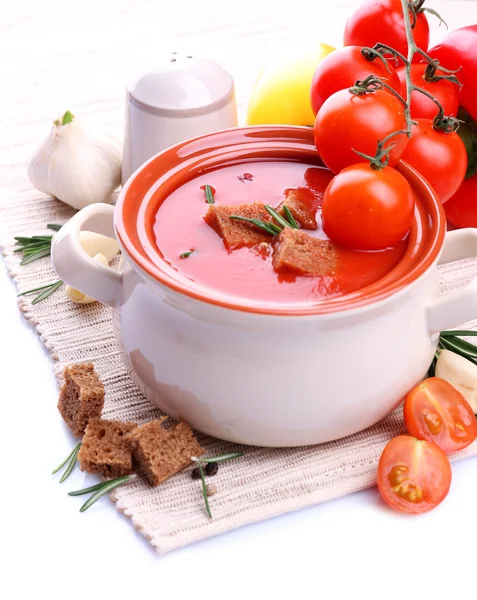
<box><xmin>3</xmin><ymin>1</ymin><xmax>477</xmax><ymax>598</ymax></box>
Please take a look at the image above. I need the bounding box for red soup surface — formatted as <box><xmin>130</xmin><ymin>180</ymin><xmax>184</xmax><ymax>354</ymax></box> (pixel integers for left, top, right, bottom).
<box><xmin>153</xmin><ymin>161</ymin><xmax>408</xmax><ymax>306</ymax></box>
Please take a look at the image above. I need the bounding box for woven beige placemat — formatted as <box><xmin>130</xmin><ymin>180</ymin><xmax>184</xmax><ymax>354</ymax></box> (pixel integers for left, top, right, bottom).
<box><xmin>1</xmin><ymin>194</ymin><xmax>477</xmax><ymax>554</ymax></box>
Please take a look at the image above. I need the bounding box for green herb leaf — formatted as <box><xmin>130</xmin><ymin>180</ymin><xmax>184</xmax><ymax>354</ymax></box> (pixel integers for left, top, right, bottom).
<box><xmin>31</xmin><ymin>280</ymin><xmax>63</xmax><ymax>305</ymax></box>
<box><xmin>58</xmin><ymin>442</ymin><xmax>81</xmax><ymax>483</ymax></box>
<box><xmin>52</xmin><ymin>441</ymin><xmax>82</xmax><ymax>475</ymax></box>
<box><xmin>201</xmin><ymin>452</ymin><xmax>244</xmax><ymax>464</ymax></box>
<box><xmin>78</xmin><ymin>476</ymin><xmax>133</xmax><ymax>512</ymax></box>
<box><xmin>441</xmin><ymin>330</ymin><xmax>477</xmax><ymax>338</ymax></box>
<box><xmin>283</xmin><ymin>205</ymin><xmax>299</xmax><ymax>229</ymax></box>
<box><xmin>180</xmin><ymin>250</ymin><xmax>194</xmax><ymax>259</ymax></box>
<box><xmin>196</xmin><ymin>461</ymin><xmax>212</xmax><ymax>518</ymax></box>
<box><xmin>230</xmin><ymin>215</ymin><xmax>282</xmax><ymax>236</ymax></box>
<box><xmin>20</xmin><ymin>247</ymin><xmax>51</xmax><ymax>265</ymax></box>
<box><xmin>18</xmin><ymin>280</ymin><xmax>62</xmax><ymax>298</ymax></box>
<box><xmin>264</xmin><ymin>205</ymin><xmax>293</xmax><ymax>229</ymax></box>
<box><xmin>47</xmin><ymin>223</ymin><xmax>63</xmax><ymax>232</ymax></box>
<box><xmin>69</xmin><ymin>475</ymin><xmax>133</xmax><ymax>497</ymax></box>
<box><xmin>62</xmin><ymin>111</ymin><xmax>74</xmax><ymax>125</ymax></box>
<box><xmin>439</xmin><ymin>336</ymin><xmax>477</xmax><ymax>365</ymax></box>
<box><xmin>203</xmin><ymin>184</ymin><xmax>215</xmax><ymax>204</ymax></box>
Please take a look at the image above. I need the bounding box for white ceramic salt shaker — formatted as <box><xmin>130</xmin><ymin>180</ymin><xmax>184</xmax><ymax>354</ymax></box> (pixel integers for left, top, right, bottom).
<box><xmin>122</xmin><ymin>53</ymin><xmax>238</xmax><ymax>184</ymax></box>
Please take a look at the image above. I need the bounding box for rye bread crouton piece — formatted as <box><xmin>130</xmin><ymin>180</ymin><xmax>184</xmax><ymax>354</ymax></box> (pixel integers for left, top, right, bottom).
<box><xmin>78</xmin><ymin>419</ymin><xmax>138</xmax><ymax>479</ymax></box>
<box><xmin>205</xmin><ymin>202</ymin><xmax>272</xmax><ymax>249</ymax></box>
<box><xmin>126</xmin><ymin>418</ymin><xmax>205</xmax><ymax>487</ymax></box>
<box><xmin>273</xmin><ymin>228</ymin><xmax>337</xmax><ymax>276</ymax></box>
<box><xmin>278</xmin><ymin>189</ymin><xmax>318</xmax><ymax>230</ymax></box>
<box><xmin>57</xmin><ymin>363</ymin><xmax>105</xmax><ymax>438</ymax></box>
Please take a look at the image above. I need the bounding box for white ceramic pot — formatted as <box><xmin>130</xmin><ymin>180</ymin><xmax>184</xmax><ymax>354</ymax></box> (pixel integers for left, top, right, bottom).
<box><xmin>51</xmin><ymin>126</ymin><xmax>477</xmax><ymax>447</ymax></box>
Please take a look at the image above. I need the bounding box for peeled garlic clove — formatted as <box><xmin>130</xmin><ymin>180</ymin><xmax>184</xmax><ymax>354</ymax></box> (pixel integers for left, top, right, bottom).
<box><xmin>435</xmin><ymin>349</ymin><xmax>477</xmax><ymax>412</ymax></box>
<box><xmin>65</xmin><ymin>253</ymin><xmax>109</xmax><ymax>304</ymax></box>
<box><xmin>79</xmin><ymin>231</ymin><xmax>119</xmax><ymax>262</ymax></box>
<box><xmin>27</xmin><ymin>110</ymin><xmax>121</xmax><ymax>210</ymax></box>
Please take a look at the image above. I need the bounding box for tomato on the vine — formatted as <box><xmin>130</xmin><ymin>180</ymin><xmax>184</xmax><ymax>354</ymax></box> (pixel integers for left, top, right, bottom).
<box><xmin>396</xmin><ymin>64</ymin><xmax>459</xmax><ymax>120</ymax></box>
<box><xmin>444</xmin><ymin>173</ymin><xmax>477</xmax><ymax>228</ymax></box>
<box><xmin>429</xmin><ymin>25</ymin><xmax>477</xmax><ymax>123</ymax></box>
<box><xmin>314</xmin><ymin>87</ymin><xmax>408</xmax><ymax>174</ymax></box>
<box><xmin>400</xmin><ymin>119</ymin><xmax>467</xmax><ymax>203</ymax></box>
<box><xmin>377</xmin><ymin>435</ymin><xmax>451</xmax><ymax>514</ymax></box>
<box><xmin>403</xmin><ymin>378</ymin><xmax>477</xmax><ymax>454</ymax></box>
<box><xmin>343</xmin><ymin>0</ymin><xmax>429</xmax><ymax>62</ymax></box>
<box><xmin>321</xmin><ymin>163</ymin><xmax>414</xmax><ymax>251</ymax></box>
<box><xmin>310</xmin><ymin>46</ymin><xmax>401</xmax><ymax>116</ymax></box>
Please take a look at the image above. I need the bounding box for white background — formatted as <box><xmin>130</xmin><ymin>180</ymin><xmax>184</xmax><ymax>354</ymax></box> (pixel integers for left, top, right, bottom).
<box><xmin>2</xmin><ymin>1</ymin><xmax>477</xmax><ymax>599</ymax></box>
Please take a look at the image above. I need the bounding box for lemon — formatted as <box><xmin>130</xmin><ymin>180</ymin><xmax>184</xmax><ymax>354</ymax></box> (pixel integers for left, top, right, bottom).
<box><xmin>246</xmin><ymin>43</ymin><xmax>335</xmax><ymax>127</ymax></box>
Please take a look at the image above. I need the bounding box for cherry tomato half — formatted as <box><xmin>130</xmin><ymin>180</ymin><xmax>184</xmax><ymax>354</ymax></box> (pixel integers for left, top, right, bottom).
<box><xmin>444</xmin><ymin>172</ymin><xmax>477</xmax><ymax>228</ymax></box>
<box><xmin>321</xmin><ymin>163</ymin><xmax>414</xmax><ymax>251</ymax></box>
<box><xmin>344</xmin><ymin>0</ymin><xmax>429</xmax><ymax>63</ymax></box>
<box><xmin>397</xmin><ymin>64</ymin><xmax>459</xmax><ymax>120</ymax></box>
<box><xmin>377</xmin><ymin>435</ymin><xmax>452</xmax><ymax>514</ymax></box>
<box><xmin>310</xmin><ymin>46</ymin><xmax>401</xmax><ymax>116</ymax></box>
<box><xmin>404</xmin><ymin>377</ymin><xmax>477</xmax><ymax>454</ymax></box>
<box><xmin>400</xmin><ymin>119</ymin><xmax>467</xmax><ymax>203</ymax></box>
<box><xmin>314</xmin><ymin>88</ymin><xmax>408</xmax><ymax>174</ymax></box>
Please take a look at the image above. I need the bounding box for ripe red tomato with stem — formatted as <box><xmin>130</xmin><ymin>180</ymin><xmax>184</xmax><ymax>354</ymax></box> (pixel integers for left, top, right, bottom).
<box><xmin>343</xmin><ymin>0</ymin><xmax>429</xmax><ymax>63</ymax></box>
<box><xmin>314</xmin><ymin>85</ymin><xmax>408</xmax><ymax>174</ymax></box>
<box><xmin>321</xmin><ymin>163</ymin><xmax>414</xmax><ymax>251</ymax></box>
<box><xmin>403</xmin><ymin>377</ymin><xmax>477</xmax><ymax>454</ymax></box>
<box><xmin>310</xmin><ymin>46</ymin><xmax>401</xmax><ymax>116</ymax></box>
<box><xmin>400</xmin><ymin>119</ymin><xmax>467</xmax><ymax>203</ymax></box>
<box><xmin>396</xmin><ymin>63</ymin><xmax>459</xmax><ymax>120</ymax></box>
<box><xmin>429</xmin><ymin>25</ymin><xmax>477</xmax><ymax>122</ymax></box>
<box><xmin>444</xmin><ymin>173</ymin><xmax>477</xmax><ymax>228</ymax></box>
<box><xmin>377</xmin><ymin>435</ymin><xmax>452</xmax><ymax>514</ymax></box>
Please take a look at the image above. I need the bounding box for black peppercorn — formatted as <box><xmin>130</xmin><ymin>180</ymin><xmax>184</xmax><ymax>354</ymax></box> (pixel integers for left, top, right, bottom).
<box><xmin>191</xmin><ymin>467</ymin><xmax>202</xmax><ymax>480</ymax></box>
<box><xmin>205</xmin><ymin>462</ymin><xmax>219</xmax><ymax>476</ymax></box>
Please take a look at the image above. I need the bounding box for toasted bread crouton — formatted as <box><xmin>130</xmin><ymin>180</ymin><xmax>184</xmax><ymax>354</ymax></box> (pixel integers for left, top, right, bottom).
<box><xmin>205</xmin><ymin>202</ymin><xmax>272</xmax><ymax>249</ymax></box>
<box><xmin>78</xmin><ymin>419</ymin><xmax>138</xmax><ymax>479</ymax></box>
<box><xmin>278</xmin><ymin>189</ymin><xmax>318</xmax><ymax>230</ymax></box>
<box><xmin>57</xmin><ymin>363</ymin><xmax>105</xmax><ymax>438</ymax></box>
<box><xmin>273</xmin><ymin>228</ymin><xmax>337</xmax><ymax>276</ymax></box>
<box><xmin>126</xmin><ymin>418</ymin><xmax>205</xmax><ymax>487</ymax></box>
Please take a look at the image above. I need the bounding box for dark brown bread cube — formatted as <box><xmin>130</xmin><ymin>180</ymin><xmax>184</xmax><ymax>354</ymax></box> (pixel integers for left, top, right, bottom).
<box><xmin>205</xmin><ymin>202</ymin><xmax>272</xmax><ymax>249</ymax></box>
<box><xmin>272</xmin><ymin>228</ymin><xmax>337</xmax><ymax>276</ymax></box>
<box><xmin>126</xmin><ymin>418</ymin><xmax>205</xmax><ymax>487</ymax></box>
<box><xmin>57</xmin><ymin>363</ymin><xmax>105</xmax><ymax>437</ymax></box>
<box><xmin>278</xmin><ymin>189</ymin><xmax>318</xmax><ymax>230</ymax></box>
<box><xmin>78</xmin><ymin>419</ymin><xmax>138</xmax><ymax>479</ymax></box>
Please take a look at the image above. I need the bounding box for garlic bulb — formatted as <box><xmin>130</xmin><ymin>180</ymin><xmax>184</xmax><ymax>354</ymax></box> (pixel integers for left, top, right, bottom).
<box><xmin>65</xmin><ymin>253</ymin><xmax>109</xmax><ymax>304</ymax></box>
<box><xmin>435</xmin><ymin>349</ymin><xmax>477</xmax><ymax>412</ymax></box>
<box><xmin>79</xmin><ymin>231</ymin><xmax>120</xmax><ymax>262</ymax></box>
<box><xmin>27</xmin><ymin>110</ymin><xmax>121</xmax><ymax>209</ymax></box>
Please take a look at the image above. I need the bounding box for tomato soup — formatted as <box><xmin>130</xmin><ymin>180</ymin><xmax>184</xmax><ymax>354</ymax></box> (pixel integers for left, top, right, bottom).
<box><xmin>153</xmin><ymin>161</ymin><xmax>408</xmax><ymax>306</ymax></box>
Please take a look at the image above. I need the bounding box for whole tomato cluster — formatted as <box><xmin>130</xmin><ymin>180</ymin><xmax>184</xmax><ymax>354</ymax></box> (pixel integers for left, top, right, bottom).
<box><xmin>310</xmin><ymin>0</ymin><xmax>477</xmax><ymax>252</ymax></box>
<box><xmin>311</xmin><ymin>0</ymin><xmax>477</xmax><ymax>515</ymax></box>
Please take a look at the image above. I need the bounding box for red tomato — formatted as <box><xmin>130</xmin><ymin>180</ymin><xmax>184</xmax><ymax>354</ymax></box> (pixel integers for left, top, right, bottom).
<box><xmin>321</xmin><ymin>164</ymin><xmax>414</xmax><ymax>251</ymax></box>
<box><xmin>344</xmin><ymin>0</ymin><xmax>429</xmax><ymax>63</ymax></box>
<box><xmin>444</xmin><ymin>173</ymin><xmax>477</xmax><ymax>228</ymax></box>
<box><xmin>314</xmin><ymin>88</ymin><xmax>408</xmax><ymax>174</ymax></box>
<box><xmin>377</xmin><ymin>435</ymin><xmax>451</xmax><ymax>514</ymax></box>
<box><xmin>310</xmin><ymin>46</ymin><xmax>401</xmax><ymax>116</ymax></box>
<box><xmin>404</xmin><ymin>377</ymin><xmax>477</xmax><ymax>454</ymax></box>
<box><xmin>400</xmin><ymin>119</ymin><xmax>467</xmax><ymax>203</ymax></box>
<box><xmin>429</xmin><ymin>26</ymin><xmax>477</xmax><ymax>123</ymax></box>
<box><xmin>397</xmin><ymin>64</ymin><xmax>459</xmax><ymax>119</ymax></box>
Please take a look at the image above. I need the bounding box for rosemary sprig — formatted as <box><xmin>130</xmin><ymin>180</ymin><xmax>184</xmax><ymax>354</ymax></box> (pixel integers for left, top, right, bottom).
<box><xmin>264</xmin><ymin>205</ymin><xmax>298</xmax><ymax>229</ymax></box>
<box><xmin>192</xmin><ymin>452</ymin><xmax>244</xmax><ymax>518</ymax></box>
<box><xmin>17</xmin><ymin>279</ymin><xmax>63</xmax><ymax>305</ymax></box>
<box><xmin>180</xmin><ymin>250</ymin><xmax>195</xmax><ymax>259</ymax></box>
<box><xmin>203</xmin><ymin>184</ymin><xmax>215</xmax><ymax>204</ymax></box>
<box><xmin>283</xmin><ymin>205</ymin><xmax>299</xmax><ymax>229</ymax></box>
<box><xmin>71</xmin><ymin>475</ymin><xmax>134</xmax><ymax>512</ymax></box>
<box><xmin>14</xmin><ymin>223</ymin><xmax>62</xmax><ymax>265</ymax></box>
<box><xmin>230</xmin><ymin>215</ymin><xmax>282</xmax><ymax>236</ymax></box>
<box><xmin>52</xmin><ymin>442</ymin><xmax>81</xmax><ymax>483</ymax></box>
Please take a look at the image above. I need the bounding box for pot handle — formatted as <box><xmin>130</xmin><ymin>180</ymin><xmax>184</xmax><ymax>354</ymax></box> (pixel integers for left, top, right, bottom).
<box><xmin>50</xmin><ymin>203</ymin><xmax>122</xmax><ymax>308</ymax></box>
<box><xmin>427</xmin><ymin>228</ymin><xmax>477</xmax><ymax>334</ymax></box>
